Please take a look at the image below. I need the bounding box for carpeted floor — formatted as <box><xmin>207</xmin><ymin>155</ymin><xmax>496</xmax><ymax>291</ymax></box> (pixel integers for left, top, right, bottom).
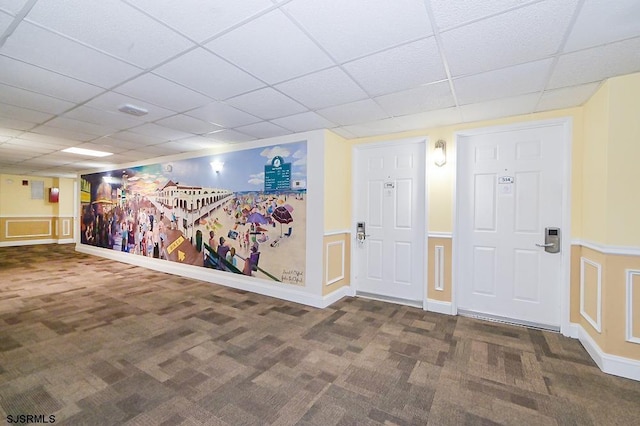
<box><xmin>0</xmin><ymin>244</ymin><xmax>639</xmax><ymax>425</ymax></box>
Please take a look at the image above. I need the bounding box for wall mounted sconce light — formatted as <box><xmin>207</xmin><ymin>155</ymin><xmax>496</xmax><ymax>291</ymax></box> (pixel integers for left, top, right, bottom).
<box><xmin>210</xmin><ymin>161</ymin><xmax>224</xmax><ymax>173</ymax></box>
<box><xmin>434</xmin><ymin>139</ymin><xmax>446</xmax><ymax>167</ymax></box>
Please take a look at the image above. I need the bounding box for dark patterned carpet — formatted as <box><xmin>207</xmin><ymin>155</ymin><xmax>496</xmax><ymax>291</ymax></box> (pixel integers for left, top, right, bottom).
<box><xmin>0</xmin><ymin>244</ymin><xmax>639</xmax><ymax>425</ymax></box>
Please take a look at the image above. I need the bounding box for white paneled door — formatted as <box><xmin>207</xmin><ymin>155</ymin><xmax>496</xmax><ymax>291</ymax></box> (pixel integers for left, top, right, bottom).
<box><xmin>353</xmin><ymin>140</ymin><xmax>425</xmax><ymax>303</ymax></box>
<box><xmin>457</xmin><ymin>124</ymin><xmax>567</xmax><ymax>329</ymax></box>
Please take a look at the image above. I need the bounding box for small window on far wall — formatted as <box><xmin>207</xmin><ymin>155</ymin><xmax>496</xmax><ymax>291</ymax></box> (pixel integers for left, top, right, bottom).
<box><xmin>31</xmin><ymin>180</ymin><xmax>44</xmax><ymax>200</ymax></box>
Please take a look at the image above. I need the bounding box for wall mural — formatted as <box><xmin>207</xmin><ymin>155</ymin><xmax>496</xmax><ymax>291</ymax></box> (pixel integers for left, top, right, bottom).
<box><xmin>80</xmin><ymin>141</ymin><xmax>307</xmax><ymax>286</ymax></box>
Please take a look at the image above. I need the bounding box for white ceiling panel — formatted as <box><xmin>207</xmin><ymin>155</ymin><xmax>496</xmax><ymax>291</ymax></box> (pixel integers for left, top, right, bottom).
<box><xmin>460</xmin><ymin>93</ymin><xmax>539</xmax><ymax>122</ymax></box>
<box><xmin>226</xmin><ymin>88</ymin><xmax>307</xmax><ymax>120</ymax></box>
<box><xmin>454</xmin><ymin>58</ymin><xmax>552</xmax><ymax>105</ymax></box>
<box><xmin>548</xmin><ymin>37</ymin><xmax>640</xmax><ymax>89</ymax></box>
<box><xmin>155</xmin><ymin>115</ymin><xmax>224</xmax><ymax>135</ymax></box>
<box><xmin>85</xmin><ymin>92</ymin><xmax>176</xmax><ymax>122</ymax></box>
<box><xmin>234</xmin><ymin>121</ymin><xmax>291</xmax><ymax>139</ymax></box>
<box><xmin>0</xmin><ymin>128</ymin><xmax>22</xmax><ymax>138</ymax></box>
<box><xmin>124</xmin><ymin>0</ymin><xmax>274</xmax><ymax>43</ymax></box>
<box><xmin>114</xmin><ymin>74</ymin><xmax>213</xmax><ymax>112</ymax></box>
<box><xmin>63</xmin><ymin>106</ymin><xmax>144</xmax><ymax>130</ymax></box>
<box><xmin>429</xmin><ymin>0</ymin><xmax>534</xmax><ymax>30</ymax></box>
<box><xmin>536</xmin><ymin>82</ymin><xmax>601</xmax><ymax>112</ymax></box>
<box><xmin>88</xmin><ymin>136</ymin><xmax>146</xmax><ymax>152</ymax></box>
<box><xmin>342</xmin><ymin>117</ymin><xmax>404</xmax><ymax>138</ymax></box>
<box><xmin>275</xmin><ymin>67</ymin><xmax>367</xmax><ymax>110</ymax></box>
<box><xmin>186</xmin><ymin>102</ymin><xmax>260</xmax><ymax>128</ymax></box>
<box><xmin>343</xmin><ymin>38</ymin><xmax>447</xmax><ymax>96</ymax></box>
<box><xmin>132</xmin><ymin>144</ymin><xmax>183</xmax><ymax>157</ymax></box>
<box><xmin>375</xmin><ymin>81</ymin><xmax>455</xmax><ymax>116</ymax></box>
<box><xmin>204</xmin><ymin>129</ymin><xmax>255</xmax><ymax>143</ymax></box>
<box><xmin>0</xmin><ymin>117</ymin><xmax>36</xmax><ymax>131</ymax></box>
<box><xmin>46</xmin><ymin>117</ymin><xmax>116</xmax><ymax>138</ymax></box>
<box><xmin>157</xmin><ymin>140</ymin><xmax>212</xmax><ymax>152</ymax></box>
<box><xmin>0</xmin><ymin>0</ymin><xmax>29</xmax><ymax>15</ymax></box>
<box><xmin>0</xmin><ymin>9</ymin><xmax>13</xmax><ymax>32</ymax></box>
<box><xmin>0</xmin><ymin>102</ymin><xmax>53</xmax><ymax>123</ymax></box>
<box><xmin>0</xmin><ymin>22</ymin><xmax>142</xmax><ymax>88</ymax></box>
<box><xmin>284</xmin><ymin>0</ymin><xmax>433</xmax><ymax>62</ymax></box>
<box><xmin>153</xmin><ymin>48</ymin><xmax>265</xmax><ymax>101</ymax></box>
<box><xmin>206</xmin><ymin>9</ymin><xmax>333</xmax><ymax>84</ymax></box>
<box><xmin>0</xmin><ymin>83</ymin><xmax>74</xmax><ymax>114</ymax></box>
<box><xmin>316</xmin><ymin>99</ymin><xmax>388</xmax><ymax>126</ymax></box>
<box><xmin>15</xmin><ymin>132</ymin><xmax>78</xmax><ymax>147</ymax></box>
<box><xmin>76</xmin><ymin>142</ymin><xmax>129</xmax><ymax>155</ymax></box>
<box><xmin>0</xmin><ymin>56</ymin><xmax>104</xmax><ymax>103</ymax></box>
<box><xmin>6</xmin><ymin>137</ymin><xmax>69</xmax><ymax>150</ymax></box>
<box><xmin>0</xmin><ymin>141</ymin><xmax>54</xmax><ymax>154</ymax></box>
<box><xmin>126</xmin><ymin>123</ymin><xmax>194</xmax><ymax>142</ymax></box>
<box><xmin>108</xmin><ymin>130</ymin><xmax>166</xmax><ymax>146</ymax></box>
<box><xmin>25</xmin><ymin>0</ymin><xmax>194</xmax><ymax>68</ymax></box>
<box><xmin>564</xmin><ymin>0</ymin><xmax>640</xmax><ymax>52</ymax></box>
<box><xmin>271</xmin><ymin>111</ymin><xmax>336</xmax><ymax>133</ymax></box>
<box><xmin>31</xmin><ymin>125</ymin><xmax>104</xmax><ymax>143</ymax></box>
<box><xmin>442</xmin><ymin>0</ymin><xmax>578</xmax><ymax>77</ymax></box>
<box><xmin>392</xmin><ymin>107</ymin><xmax>462</xmax><ymax>130</ymax></box>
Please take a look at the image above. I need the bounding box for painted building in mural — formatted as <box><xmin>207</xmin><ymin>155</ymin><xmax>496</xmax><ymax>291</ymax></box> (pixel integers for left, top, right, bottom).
<box><xmin>80</xmin><ymin>141</ymin><xmax>308</xmax><ymax>286</ymax></box>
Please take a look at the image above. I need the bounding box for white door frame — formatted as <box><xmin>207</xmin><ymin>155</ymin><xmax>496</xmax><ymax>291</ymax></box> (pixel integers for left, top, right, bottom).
<box><xmin>351</xmin><ymin>137</ymin><xmax>429</xmax><ymax>307</ymax></box>
<box><xmin>452</xmin><ymin>118</ymin><xmax>573</xmax><ymax>336</ymax></box>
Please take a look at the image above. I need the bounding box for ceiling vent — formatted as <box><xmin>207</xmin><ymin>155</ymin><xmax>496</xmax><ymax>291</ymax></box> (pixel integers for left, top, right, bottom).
<box><xmin>118</xmin><ymin>104</ymin><xmax>148</xmax><ymax>116</ymax></box>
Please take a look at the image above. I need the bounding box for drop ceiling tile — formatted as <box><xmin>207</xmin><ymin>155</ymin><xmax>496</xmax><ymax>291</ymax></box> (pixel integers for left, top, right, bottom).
<box><xmin>115</xmin><ymin>74</ymin><xmax>213</xmax><ymax>113</ymax></box>
<box><xmin>316</xmin><ymin>99</ymin><xmax>389</xmax><ymax>126</ymax></box>
<box><xmin>0</xmin><ymin>102</ymin><xmax>54</xmax><ymax>123</ymax></box>
<box><xmin>154</xmin><ymin>48</ymin><xmax>265</xmax><ymax>100</ymax></box>
<box><xmin>203</xmin><ymin>129</ymin><xmax>255</xmax><ymax>143</ymax></box>
<box><xmin>375</xmin><ymin>81</ymin><xmax>455</xmax><ymax>116</ymax></box>
<box><xmin>536</xmin><ymin>82</ymin><xmax>601</xmax><ymax>112</ymax></box>
<box><xmin>154</xmin><ymin>140</ymin><xmax>208</xmax><ymax>152</ymax></box>
<box><xmin>0</xmin><ymin>117</ymin><xmax>35</xmax><ymax>131</ymax></box>
<box><xmin>565</xmin><ymin>0</ymin><xmax>640</xmax><ymax>52</ymax></box>
<box><xmin>329</xmin><ymin>127</ymin><xmax>357</xmax><ymax>139</ymax></box>
<box><xmin>0</xmin><ymin>83</ymin><xmax>74</xmax><ymax>115</ymax></box>
<box><xmin>85</xmin><ymin>92</ymin><xmax>176</xmax><ymax>122</ymax></box>
<box><xmin>129</xmin><ymin>144</ymin><xmax>181</xmax><ymax>157</ymax></box>
<box><xmin>89</xmin><ymin>136</ymin><xmax>145</xmax><ymax>152</ymax></box>
<box><xmin>6</xmin><ymin>137</ymin><xmax>69</xmax><ymax>150</ymax></box>
<box><xmin>186</xmin><ymin>102</ymin><xmax>261</xmax><ymax>128</ymax></box>
<box><xmin>0</xmin><ymin>22</ymin><xmax>142</xmax><ymax>88</ymax></box>
<box><xmin>17</xmin><ymin>132</ymin><xmax>78</xmax><ymax>147</ymax></box>
<box><xmin>63</xmin><ymin>106</ymin><xmax>143</xmax><ymax>130</ymax></box>
<box><xmin>343</xmin><ymin>38</ymin><xmax>447</xmax><ymax>96</ymax></box>
<box><xmin>284</xmin><ymin>0</ymin><xmax>433</xmax><ymax>62</ymax></box>
<box><xmin>234</xmin><ymin>122</ymin><xmax>292</xmax><ymax>139</ymax></box>
<box><xmin>460</xmin><ymin>93</ymin><xmax>539</xmax><ymax>122</ymax></box>
<box><xmin>206</xmin><ymin>9</ymin><xmax>333</xmax><ymax>84</ymax></box>
<box><xmin>126</xmin><ymin>123</ymin><xmax>195</xmax><ymax>142</ymax></box>
<box><xmin>393</xmin><ymin>107</ymin><xmax>462</xmax><ymax>130</ymax></box>
<box><xmin>75</xmin><ymin>142</ymin><xmax>127</xmax><ymax>155</ymax></box>
<box><xmin>226</xmin><ymin>87</ymin><xmax>307</xmax><ymax>120</ymax></box>
<box><xmin>429</xmin><ymin>0</ymin><xmax>534</xmax><ymax>30</ymax></box>
<box><xmin>0</xmin><ymin>0</ymin><xmax>29</xmax><ymax>15</ymax></box>
<box><xmin>454</xmin><ymin>58</ymin><xmax>552</xmax><ymax>105</ymax></box>
<box><xmin>0</xmin><ymin>56</ymin><xmax>104</xmax><ymax>103</ymax></box>
<box><xmin>108</xmin><ymin>130</ymin><xmax>166</xmax><ymax>146</ymax></box>
<box><xmin>0</xmin><ymin>10</ymin><xmax>12</xmax><ymax>32</ymax></box>
<box><xmin>155</xmin><ymin>115</ymin><xmax>224</xmax><ymax>135</ymax></box>
<box><xmin>46</xmin><ymin>117</ymin><xmax>116</xmax><ymax>138</ymax></box>
<box><xmin>548</xmin><ymin>37</ymin><xmax>640</xmax><ymax>89</ymax></box>
<box><xmin>0</xmin><ymin>141</ymin><xmax>54</xmax><ymax>154</ymax></box>
<box><xmin>167</xmin><ymin>136</ymin><xmax>223</xmax><ymax>150</ymax></box>
<box><xmin>0</xmin><ymin>128</ymin><xmax>23</xmax><ymax>138</ymax></box>
<box><xmin>342</xmin><ymin>118</ymin><xmax>404</xmax><ymax>138</ymax></box>
<box><xmin>125</xmin><ymin>0</ymin><xmax>274</xmax><ymax>43</ymax></box>
<box><xmin>275</xmin><ymin>67</ymin><xmax>367</xmax><ymax>109</ymax></box>
<box><xmin>441</xmin><ymin>0</ymin><xmax>578</xmax><ymax>77</ymax></box>
<box><xmin>25</xmin><ymin>0</ymin><xmax>194</xmax><ymax>68</ymax></box>
<box><xmin>32</xmin><ymin>125</ymin><xmax>101</xmax><ymax>142</ymax></box>
<box><xmin>17</xmin><ymin>156</ymin><xmax>73</xmax><ymax>167</ymax></box>
<box><xmin>271</xmin><ymin>111</ymin><xmax>336</xmax><ymax>132</ymax></box>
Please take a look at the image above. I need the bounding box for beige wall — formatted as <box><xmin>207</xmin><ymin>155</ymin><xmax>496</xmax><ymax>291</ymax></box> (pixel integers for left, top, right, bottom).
<box><xmin>323</xmin><ymin>130</ymin><xmax>352</xmax><ymax>231</ymax></box>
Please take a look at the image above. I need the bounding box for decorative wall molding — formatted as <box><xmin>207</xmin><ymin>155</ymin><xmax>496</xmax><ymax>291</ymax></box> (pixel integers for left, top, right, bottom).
<box><xmin>322</xmin><ymin>285</ymin><xmax>352</xmax><ymax>307</ymax></box>
<box><xmin>434</xmin><ymin>245</ymin><xmax>445</xmax><ymax>291</ymax></box>
<box><xmin>580</xmin><ymin>256</ymin><xmax>602</xmax><ymax>333</ymax></box>
<box><xmin>626</xmin><ymin>269</ymin><xmax>640</xmax><ymax>344</ymax></box>
<box><xmin>5</xmin><ymin>219</ymin><xmax>51</xmax><ymax>239</ymax></box>
<box><xmin>0</xmin><ymin>238</ymin><xmax>73</xmax><ymax>247</ymax></box>
<box><xmin>428</xmin><ymin>232</ymin><xmax>452</xmax><ymax>239</ymax></box>
<box><xmin>62</xmin><ymin>219</ymin><xmax>71</xmax><ymax>237</ymax></box>
<box><xmin>572</xmin><ymin>239</ymin><xmax>640</xmax><ymax>256</ymax></box>
<box><xmin>576</xmin><ymin>323</ymin><xmax>640</xmax><ymax>381</ymax></box>
<box><xmin>325</xmin><ymin>240</ymin><xmax>345</xmax><ymax>286</ymax></box>
<box><xmin>324</xmin><ymin>229</ymin><xmax>351</xmax><ymax>237</ymax></box>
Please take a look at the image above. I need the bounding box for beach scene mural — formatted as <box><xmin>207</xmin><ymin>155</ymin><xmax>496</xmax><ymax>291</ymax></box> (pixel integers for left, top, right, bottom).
<box><xmin>80</xmin><ymin>141</ymin><xmax>307</xmax><ymax>286</ymax></box>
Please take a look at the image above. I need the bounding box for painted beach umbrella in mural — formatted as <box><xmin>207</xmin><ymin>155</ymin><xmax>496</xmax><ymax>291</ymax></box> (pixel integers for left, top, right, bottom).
<box><xmin>283</xmin><ymin>204</ymin><xmax>294</xmax><ymax>213</ymax></box>
<box><xmin>247</xmin><ymin>212</ymin><xmax>268</xmax><ymax>224</ymax></box>
<box><xmin>272</xmin><ymin>206</ymin><xmax>293</xmax><ymax>237</ymax></box>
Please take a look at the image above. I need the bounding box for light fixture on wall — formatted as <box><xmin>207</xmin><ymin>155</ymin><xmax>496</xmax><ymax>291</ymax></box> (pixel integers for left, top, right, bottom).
<box><xmin>210</xmin><ymin>160</ymin><xmax>224</xmax><ymax>173</ymax></box>
<box><xmin>434</xmin><ymin>139</ymin><xmax>446</xmax><ymax>167</ymax></box>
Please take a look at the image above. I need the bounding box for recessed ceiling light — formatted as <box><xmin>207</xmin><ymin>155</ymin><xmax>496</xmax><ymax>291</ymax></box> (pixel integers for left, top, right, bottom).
<box><xmin>118</xmin><ymin>104</ymin><xmax>148</xmax><ymax>116</ymax></box>
<box><xmin>62</xmin><ymin>147</ymin><xmax>113</xmax><ymax>157</ymax></box>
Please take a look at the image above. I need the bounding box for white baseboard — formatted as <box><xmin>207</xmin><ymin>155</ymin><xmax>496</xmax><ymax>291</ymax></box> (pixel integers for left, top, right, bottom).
<box><xmin>576</xmin><ymin>323</ymin><xmax>640</xmax><ymax>381</ymax></box>
<box><xmin>562</xmin><ymin>322</ymin><xmax>581</xmax><ymax>339</ymax></box>
<box><xmin>75</xmin><ymin>244</ymin><xmax>329</xmax><ymax>309</ymax></box>
<box><xmin>0</xmin><ymin>239</ymin><xmax>75</xmax><ymax>247</ymax></box>
<box><xmin>321</xmin><ymin>286</ymin><xmax>352</xmax><ymax>308</ymax></box>
<box><xmin>426</xmin><ymin>298</ymin><xmax>454</xmax><ymax>315</ymax></box>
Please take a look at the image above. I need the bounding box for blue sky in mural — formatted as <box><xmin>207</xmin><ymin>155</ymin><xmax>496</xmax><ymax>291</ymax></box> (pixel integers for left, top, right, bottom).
<box><xmin>116</xmin><ymin>142</ymin><xmax>307</xmax><ymax>194</ymax></box>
